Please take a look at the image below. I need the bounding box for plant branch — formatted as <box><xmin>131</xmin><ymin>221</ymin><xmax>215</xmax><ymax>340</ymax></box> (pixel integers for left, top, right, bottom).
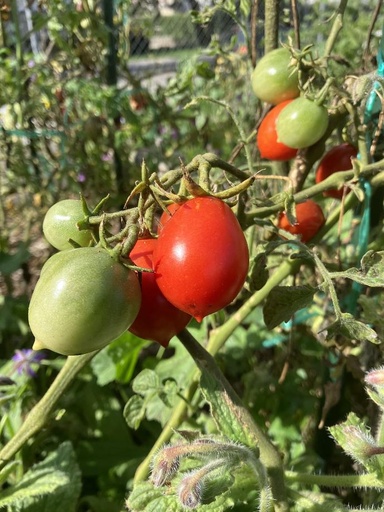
<box><xmin>0</xmin><ymin>351</ymin><xmax>98</xmax><ymax>470</ymax></box>
<box><xmin>323</xmin><ymin>0</ymin><xmax>349</xmax><ymax>60</ymax></box>
<box><xmin>264</xmin><ymin>0</ymin><xmax>279</xmax><ymax>54</ymax></box>
<box><xmin>285</xmin><ymin>470</ymin><xmax>383</xmax><ymax>489</ymax></box>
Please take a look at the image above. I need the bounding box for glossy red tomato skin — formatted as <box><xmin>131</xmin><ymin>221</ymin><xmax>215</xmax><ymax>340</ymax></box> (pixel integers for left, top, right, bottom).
<box><xmin>315</xmin><ymin>143</ymin><xmax>358</xmax><ymax>199</ymax></box>
<box><xmin>257</xmin><ymin>100</ymin><xmax>298</xmax><ymax>161</ymax></box>
<box><xmin>153</xmin><ymin>197</ymin><xmax>249</xmax><ymax>322</ymax></box>
<box><xmin>277</xmin><ymin>199</ymin><xmax>325</xmax><ymax>243</ymax></box>
<box><xmin>157</xmin><ymin>202</ymin><xmax>185</xmax><ymax>233</ymax></box>
<box><xmin>128</xmin><ymin>238</ymin><xmax>191</xmax><ymax>347</ymax></box>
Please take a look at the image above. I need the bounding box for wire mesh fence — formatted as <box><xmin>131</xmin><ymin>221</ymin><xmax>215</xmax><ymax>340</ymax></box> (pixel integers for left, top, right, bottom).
<box><xmin>127</xmin><ymin>1</ymin><xmax>238</xmax><ymax>57</ymax></box>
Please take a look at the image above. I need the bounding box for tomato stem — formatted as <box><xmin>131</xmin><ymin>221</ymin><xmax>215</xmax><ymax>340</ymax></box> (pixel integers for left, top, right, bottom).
<box><xmin>285</xmin><ymin>470</ymin><xmax>383</xmax><ymax>490</ymax></box>
<box><xmin>0</xmin><ymin>352</ymin><xmax>98</xmax><ymax>470</ymax></box>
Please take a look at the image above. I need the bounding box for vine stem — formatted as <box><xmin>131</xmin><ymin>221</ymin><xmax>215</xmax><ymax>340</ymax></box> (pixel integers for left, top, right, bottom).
<box><xmin>264</xmin><ymin>0</ymin><xmax>279</xmax><ymax>54</ymax></box>
<box><xmin>322</xmin><ymin>0</ymin><xmax>349</xmax><ymax>60</ymax></box>
<box><xmin>285</xmin><ymin>470</ymin><xmax>383</xmax><ymax>489</ymax></box>
<box><xmin>312</xmin><ymin>251</ymin><xmax>343</xmax><ymax>318</ymax></box>
<box><xmin>0</xmin><ymin>351</ymin><xmax>98</xmax><ymax>470</ymax></box>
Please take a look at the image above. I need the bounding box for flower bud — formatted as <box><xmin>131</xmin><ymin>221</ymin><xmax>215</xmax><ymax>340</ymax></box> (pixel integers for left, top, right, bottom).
<box><xmin>365</xmin><ymin>367</ymin><xmax>384</xmax><ymax>389</ymax></box>
<box><xmin>329</xmin><ymin>416</ymin><xmax>383</xmax><ymax>472</ymax></box>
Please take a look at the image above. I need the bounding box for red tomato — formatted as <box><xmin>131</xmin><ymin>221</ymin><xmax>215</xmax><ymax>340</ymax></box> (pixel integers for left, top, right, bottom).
<box><xmin>157</xmin><ymin>202</ymin><xmax>185</xmax><ymax>233</ymax></box>
<box><xmin>129</xmin><ymin>92</ymin><xmax>148</xmax><ymax>111</ymax></box>
<box><xmin>153</xmin><ymin>196</ymin><xmax>249</xmax><ymax>322</ymax></box>
<box><xmin>277</xmin><ymin>199</ymin><xmax>325</xmax><ymax>243</ymax></box>
<box><xmin>315</xmin><ymin>143</ymin><xmax>358</xmax><ymax>199</ymax></box>
<box><xmin>257</xmin><ymin>100</ymin><xmax>298</xmax><ymax>161</ymax></box>
<box><xmin>129</xmin><ymin>238</ymin><xmax>191</xmax><ymax>347</ymax></box>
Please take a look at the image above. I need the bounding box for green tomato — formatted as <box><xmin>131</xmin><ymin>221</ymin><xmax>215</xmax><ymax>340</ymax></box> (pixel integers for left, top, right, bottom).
<box><xmin>43</xmin><ymin>199</ymin><xmax>93</xmax><ymax>251</ymax></box>
<box><xmin>28</xmin><ymin>247</ymin><xmax>141</xmax><ymax>355</ymax></box>
<box><xmin>276</xmin><ymin>97</ymin><xmax>329</xmax><ymax>149</ymax></box>
<box><xmin>251</xmin><ymin>48</ymin><xmax>300</xmax><ymax>105</ymax></box>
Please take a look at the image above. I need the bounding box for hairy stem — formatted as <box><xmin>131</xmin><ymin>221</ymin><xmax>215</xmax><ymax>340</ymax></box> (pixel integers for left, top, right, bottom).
<box><xmin>285</xmin><ymin>470</ymin><xmax>383</xmax><ymax>489</ymax></box>
<box><xmin>264</xmin><ymin>0</ymin><xmax>279</xmax><ymax>53</ymax></box>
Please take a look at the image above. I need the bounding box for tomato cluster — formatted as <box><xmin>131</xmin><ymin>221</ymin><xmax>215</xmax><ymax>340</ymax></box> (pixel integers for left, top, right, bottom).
<box><xmin>252</xmin><ymin>46</ymin><xmax>358</xmax><ymax>242</ymax></box>
<box><xmin>253</xmin><ymin>48</ymin><xmax>329</xmax><ymax>158</ymax></box>
<box><xmin>29</xmin><ymin>195</ymin><xmax>249</xmax><ymax>355</ymax></box>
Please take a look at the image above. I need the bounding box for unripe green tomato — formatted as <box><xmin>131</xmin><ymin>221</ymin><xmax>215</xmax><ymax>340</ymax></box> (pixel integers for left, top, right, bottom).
<box><xmin>43</xmin><ymin>199</ymin><xmax>93</xmax><ymax>251</ymax></box>
<box><xmin>251</xmin><ymin>48</ymin><xmax>300</xmax><ymax>104</ymax></box>
<box><xmin>28</xmin><ymin>247</ymin><xmax>141</xmax><ymax>355</ymax></box>
<box><xmin>276</xmin><ymin>97</ymin><xmax>329</xmax><ymax>149</ymax></box>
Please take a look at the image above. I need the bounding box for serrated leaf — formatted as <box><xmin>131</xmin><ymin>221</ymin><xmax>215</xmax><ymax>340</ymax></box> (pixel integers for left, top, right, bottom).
<box><xmin>0</xmin><ymin>442</ymin><xmax>80</xmax><ymax>512</ymax></box>
<box><xmin>326</xmin><ymin>313</ymin><xmax>379</xmax><ymax>344</ymax></box>
<box><xmin>263</xmin><ymin>286</ymin><xmax>317</xmax><ymax>330</ymax></box>
<box><xmin>132</xmin><ymin>369</ymin><xmax>160</xmax><ymax>395</ymax></box>
<box><xmin>90</xmin><ymin>349</ymin><xmax>116</xmax><ymax>386</ymax></box>
<box><xmin>123</xmin><ymin>395</ymin><xmax>146</xmax><ymax>430</ymax></box>
<box><xmin>126</xmin><ymin>482</ymin><xmax>185</xmax><ymax>512</ymax></box>
<box><xmin>329</xmin><ymin>250</ymin><xmax>384</xmax><ymax>287</ymax></box>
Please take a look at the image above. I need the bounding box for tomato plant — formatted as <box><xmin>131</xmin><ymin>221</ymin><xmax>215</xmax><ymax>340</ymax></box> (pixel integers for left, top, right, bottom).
<box><xmin>251</xmin><ymin>48</ymin><xmax>300</xmax><ymax>105</ymax></box>
<box><xmin>128</xmin><ymin>238</ymin><xmax>191</xmax><ymax>347</ymax></box>
<box><xmin>43</xmin><ymin>199</ymin><xmax>93</xmax><ymax>251</ymax></box>
<box><xmin>276</xmin><ymin>97</ymin><xmax>329</xmax><ymax>149</ymax></box>
<box><xmin>153</xmin><ymin>196</ymin><xmax>249</xmax><ymax>322</ymax></box>
<box><xmin>277</xmin><ymin>199</ymin><xmax>325</xmax><ymax>242</ymax></box>
<box><xmin>28</xmin><ymin>247</ymin><xmax>141</xmax><ymax>355</ymax></box>
<box><xmin>256</xmin><ymin>100</ymin><xmax>298</xmax><ymax>161</ymax></box>
<box><xmin>315</xmin><ymin>143</ymin><xmax>358</xmax><ymax>198</ymax></box>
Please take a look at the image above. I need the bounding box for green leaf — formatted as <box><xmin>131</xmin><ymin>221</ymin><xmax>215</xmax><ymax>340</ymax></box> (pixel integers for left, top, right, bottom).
<box><xmin>126</xmin><ymin>482</ymin><xmax>185</xmax><ymax>512</ymax></box>
<box><xmin>123</xmin><ymin>395</ymin><xmax>146</xmax><ymax>430</ymax></box>
<box><xmin>359</xmin><ymin>295</ymin><xmax>384</xmax><ymax>337</ymax></box>
<box><xmin>91</xmin><ymin>333</ymin><xmax>148</xmax><ymax>386</ymax></box>
<box><xmin>0</xmin><ymin>243</ymin><xmax>30</xmax><ymax>275</ymax></box>
<box><xmin>90</xmin><ymin>349</ymin><xmax>116</xmax><ymax>386</ymax></box>
<box><xmin>132</xmin><ymin>369</ymin><xmax>160</xmax><ymax>396</ymax></box>
<box><xmin>329</xmin><ymin>250</ymin><xmax>384</xmax><ymax>287</ymax></box>
<box><xmin>326</xmin><ymin>313</ymin><xmax>379</xmax><ymax>344</ymax></box>
<box><xmin>263</xmin><ymin>285</ymin><xmax>317</xmax><ymax>330</ymax></box>
<box><xmin>248</xmin><ymin>252</ymin><xmax>269</xmax><ymax>292</ymax></box>
<box><xmin>0</xmin><ymin>442</ymin><xmax>81</xmax><ymax>512</ymax></box>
